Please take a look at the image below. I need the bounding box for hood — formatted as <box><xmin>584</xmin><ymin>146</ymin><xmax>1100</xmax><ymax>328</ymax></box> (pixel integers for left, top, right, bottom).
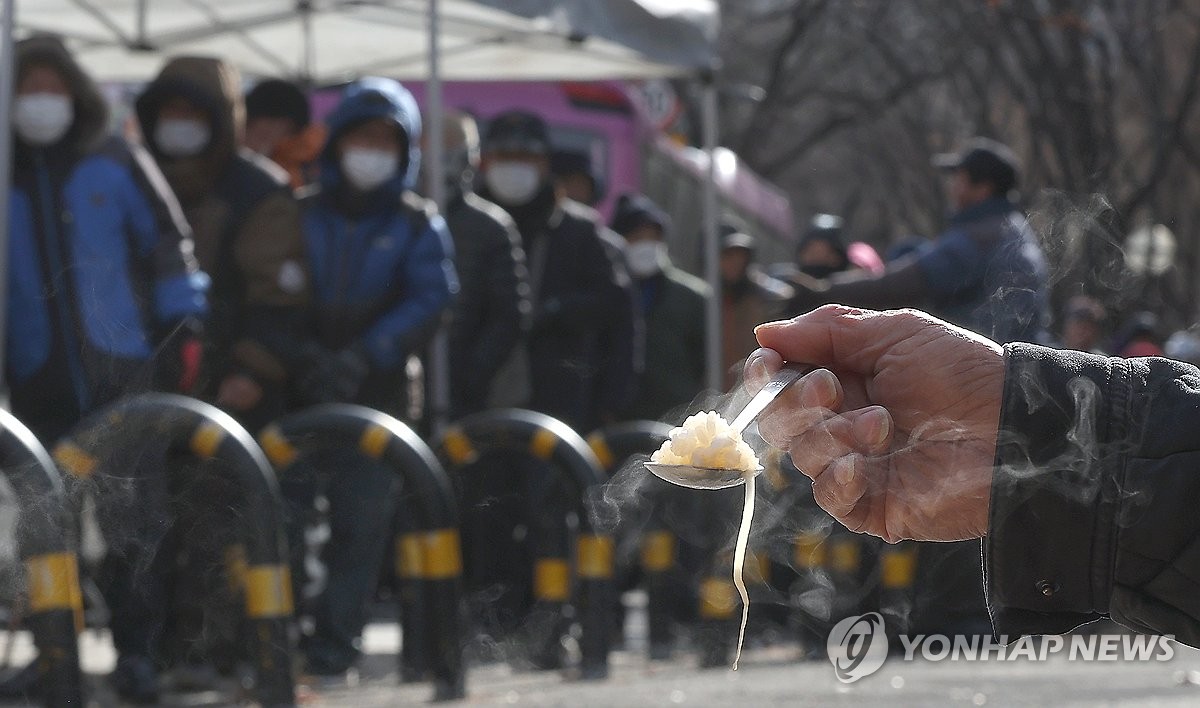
<box><xmin>135</xmin><ymin>56</ymin><xmax>243</xmax><ymax>201</ymax></box>
<box><xmin>14</xmin><ymin>35</ymin><xmax>109</xmax><ymax>157</ymax></box>
<box><xmin>320</xmin><ymin>77</ymin><xmax>422</xmax><ymax>194</ymax></box>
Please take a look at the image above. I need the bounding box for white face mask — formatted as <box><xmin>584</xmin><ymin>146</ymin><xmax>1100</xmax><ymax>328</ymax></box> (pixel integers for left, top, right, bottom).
<box><xmin>13</xmin><ymin>93</ymin><xmax>74</xmax><ymax>146</ymax></box>
<box><xmin>341</xmin><ymin>148</ymin><xmax>399</xmax><ymax>191</ymax></box>
<box><xmin>484</xmin><ymin>161</ymin><xmax>542</xmax><ymax>205</ymax></box>
<box><xmin>627</xmin><ymin>241</ymin><xmax>667</xmax><ymax>278</ymax></box>
<box><xmin>155</xmin><ymin>119</ymin><xmax>211</xmax><ymax>158</ymax></box>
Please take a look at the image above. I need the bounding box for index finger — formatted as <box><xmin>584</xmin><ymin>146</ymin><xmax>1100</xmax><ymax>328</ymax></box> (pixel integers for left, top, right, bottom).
<box><xmin>754</xmin><ymin>304</ymin><xmax>927</xmax><ymax>375</ymax></box>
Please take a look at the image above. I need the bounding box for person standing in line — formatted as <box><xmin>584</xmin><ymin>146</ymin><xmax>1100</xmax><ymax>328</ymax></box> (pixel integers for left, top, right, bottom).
<box><xmin>287</xmin><ymin>77</ymin><xmax>457</xmax><ymax>678</ymax></box>
<box><xmin>5</xmin><ymin>36</ymin><xmax>209</xmax><ymax>703</ymax></box>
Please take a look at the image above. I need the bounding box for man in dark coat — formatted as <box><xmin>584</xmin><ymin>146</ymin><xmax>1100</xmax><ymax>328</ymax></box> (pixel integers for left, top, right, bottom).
<box><xmin>610</xmin><ymin>193</ymin><xmax>709</xmax><ymax>421</ymax></box>
<box><xmin>477</xmin><ymin>110</ymin><xmax>636</xmax><ymax>432</ymax></box>
<box><xmin>431</xmin><ymin>110</ymin><xmax>530</xmax><ymax>418</ymax></box>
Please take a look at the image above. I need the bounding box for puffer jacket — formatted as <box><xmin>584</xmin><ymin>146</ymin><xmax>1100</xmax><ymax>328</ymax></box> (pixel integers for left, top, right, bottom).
<box><xmin>987</xmin><ymin>343</ymin><xmax>1200</xmax><ymax>647</ymax></box>
<box><xmin>444</xmin><ymin>188</ymin><xmax>528</xmax><ymax>417</ymax></box>
<box><xmin>481</xmin><ymin>182</ymin><xmax>638</xmax><ymax>432</ymax></box>
<box><xmin>136</xmin><ymin>56</ymin><xmax>310</xmax><ymax>405</ymax></box>
<box><xmin>7</xmin><ymin>36</ymin><xmax>208</xmax><ymax>441</ymax></box>
<box><xmin>299</xmin><ymin>78</ymin><xmax>457</xmax><ymax>412</ymax></box>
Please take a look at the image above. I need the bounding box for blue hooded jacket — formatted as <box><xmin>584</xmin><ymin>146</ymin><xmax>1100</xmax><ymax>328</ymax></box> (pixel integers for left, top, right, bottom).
<box><xmin>7</xmin><ymin>36</ymin><xmax>208</xmax><ymax>435</ymax></box>
<box><xmin>301</xmin><ymin>78</ymin><xmax>457</xmax><ymax>370</ymax></box>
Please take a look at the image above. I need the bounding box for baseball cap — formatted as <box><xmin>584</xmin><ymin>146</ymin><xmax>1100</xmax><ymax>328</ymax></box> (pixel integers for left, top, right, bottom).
<box><xmin>933</xmin><ymin>137</ymin><xmax>1020</xmax><ymax>194</ymax></box>
<box><xmin>483</xmin><ymin>110</ymin><xmax>550</xmax><ymax>155</ymax></box>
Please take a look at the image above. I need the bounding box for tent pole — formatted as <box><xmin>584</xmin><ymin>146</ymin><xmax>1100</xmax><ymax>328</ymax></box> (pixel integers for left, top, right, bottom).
<box><xmin>702</xmin><ymin>78</ymin><xmax>722</xmax><ymax>393</ymax></box>
<box><xmin>427</xmin><ymin>0</ymin><xmax>451</xmax><ymax>435</ymax></box>
<box><xmin>0</xmin><ymin>0</ymin><xmax>15</xmax><ymax>405</ymax></box>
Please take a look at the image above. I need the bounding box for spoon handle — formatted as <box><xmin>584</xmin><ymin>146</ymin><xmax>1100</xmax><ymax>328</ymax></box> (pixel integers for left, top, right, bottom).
<box><xmin>730</xmin><ymin>363</ymin><xmax>813</xmax><ymax>433</ymax></box>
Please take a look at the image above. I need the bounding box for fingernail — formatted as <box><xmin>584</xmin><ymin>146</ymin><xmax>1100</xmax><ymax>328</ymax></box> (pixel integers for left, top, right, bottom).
<box><xmin>745</xmin><ymin>352</ymin><xmax>769</xmax><ymax>385</ymax></box>
<box><xmin>803</xmin><ymin>369</ymin><xmax>838</xmax><ymax>407</ymax></box>
<box><xmin>854</xmin><ymin>406</ymin><xmax>891</xmax><ymax>447</ymax></box>
<box><xmin>753</xmin><ymin>320</ymin><xmax>787</xmax><ymax>334</ymax></box>
<box><xmin>833</xmin><ymin>455</ymin><xmax>855</xmax><ymax>485</ymax></box>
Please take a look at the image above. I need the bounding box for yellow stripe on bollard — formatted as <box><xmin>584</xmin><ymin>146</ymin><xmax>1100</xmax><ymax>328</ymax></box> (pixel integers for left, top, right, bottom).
<box><xmin>26</xmin><ymin>553</ymin><xmax>83</xmax><ymax>615</ymax></box>
<box><xmin>225</xmin><ymin>544</ymin><xmax>248</xmax><ymax>595</ymax></box>
<box><xmin>395</xmin><ymin>530</ymin><xmax>462</xmax><ymax>579</ymax></box>
<box><xmin>395</xmin><ymin>534</ymin><xmax>423</xmax><ymax>579</ymax></box>
<box><xmin>831</xmin><ymin>538</ymin><xmax>861</xmax><ymax>575</ymax></box>
<box><xmin>793</xmin><ymin>532</ymin><xmax>827</xmax><ymax>569</ymax></box>
<box><xmin>534</xmin><ymin>558</ymin><xmax>570</xmax><ymax>602</ymax></box>
<box><xmin>258</xmin><ymin>425</ymin><xmax>299</xmax><ymax>468</ymax></box>
<box><xmin>881</xmin><ymin>545</ymin><xmax>918</xmax><ymax>589</ymax></box>
<box><xmin>764</xmin><ymin>448</ymin><xmax>788</xmax><ymax>491</ymax></box>
<box><xmin>698</xmin><ymin>577</ymin><xmax>737</xmax><ymax>619</ymax></box>
<box><xmin>441</xmin><ymin>427</ymin><xmax>478</xmax><ymax>465</ymax></box>
<box><xmin>245</xmin><ymin>565</ymin><xmax>294</xmax><ymax>618</ymax></box>
<box><xmin>577</xmin><ymin>535</ymin><xmax>614</xmax><ymax>579</ymax></box>
<box><xmin>190</xmin><ymin>421</ymin><xmax>226</xmax><ymax>460</ymax></box>
<box><xmin>423</xmin><ymin>529</ymin><xmax>463</xmax><ymax>579</ymax></box>
<box><xmin>585</xmin><ymin>432</ymin><xmax>615</xmax><ymax>470</ymax></box>
<box><xmin>53</xmin><ymin>441</ymin><xmax>97</xmax><ymax>478</ymax></box>
<box><xmin>530</xmin><ymin>427</ymin><xmax>558</xmax><ymax>460</ymax></box>
<box><xmin>359</xmin><ymin>424</ymin><xmax>391</xmax><ymax>459</ymax></box>
<box><xmin>640</xmin><ymin>531</ymin><xmax>675</xmax><ymax>572</ymax></box>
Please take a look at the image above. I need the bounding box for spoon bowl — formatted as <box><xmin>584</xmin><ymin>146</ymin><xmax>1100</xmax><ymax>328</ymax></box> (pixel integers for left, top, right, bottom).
<box><xmin>643</xmin><ymin>462</ymin><xmax>764</xmax><ymax>490</ymax></box>
<box><xmin>644</xmin><ymin>362</ymin><xmax>813</xmax><ymax>490</ymax></box>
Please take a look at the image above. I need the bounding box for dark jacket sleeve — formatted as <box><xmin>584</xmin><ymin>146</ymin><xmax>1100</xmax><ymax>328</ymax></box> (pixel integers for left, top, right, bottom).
<box><xmin>987</xmin><ymin>343</ymin><xmax>1200</xmax><ymax>647</ymax></box>
<box><xmin>593</xmin><ymin>229</ymin><xmax>641</xmax><ymax>420</ymax></box>
<box><xmin>468</xmin><ymin>201</ymin><xmax>529</xmax><ymax>387</ymax></box>
<box><xmin>787</xmin><ymin>257</ymin><xmax>928</xmax><ymax>315</ymax></box>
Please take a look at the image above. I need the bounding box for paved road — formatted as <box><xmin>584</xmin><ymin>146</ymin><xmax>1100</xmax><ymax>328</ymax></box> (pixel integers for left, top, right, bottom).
<box><xmin>2</xmin><ymin>622</ymin><xmax>1198</xmax><ymax>707</ymax></box>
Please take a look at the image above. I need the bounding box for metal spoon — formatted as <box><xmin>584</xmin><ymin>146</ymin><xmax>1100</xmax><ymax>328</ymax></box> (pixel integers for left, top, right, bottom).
<box><xmin>644</xmin><ymin>363</ymin><xmax>814</xmax><ymax>489</ymax></box>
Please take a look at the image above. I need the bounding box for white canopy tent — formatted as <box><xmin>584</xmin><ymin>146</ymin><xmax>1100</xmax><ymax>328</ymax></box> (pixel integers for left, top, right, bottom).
<box><xmin>11</xmin><ymin>0</ymin><xmax>714</xmax><ymax>83</ymax></box>
<box><xmin>0</xmin><ymin>0</ymin><xmax>727</xmax><ymax>417</ymax></box>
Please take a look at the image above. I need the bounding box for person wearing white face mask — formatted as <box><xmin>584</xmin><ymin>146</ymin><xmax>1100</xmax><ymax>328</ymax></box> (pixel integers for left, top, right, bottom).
<box><xmin>286</xmin><ymin>77</ymin><xmax>457</xmax><ymax>679</ymax></box>
<box><xmin>134</xmin><ymin>56</ymin><xmax>312</xmax><ymax>688</ymax></box>
<box><xmin>610</xmin><ymin>193</ymin><xmax>710</xmax><ymax>421</ymax></box>
<box><xmin>477</xmin><ymin>110</ymin><xmax>638</xmax><ymax>432</ymax></box>
<box><xmin>4</xmin><ymin>36</ymin><xmax>211</xmax><ymax>704</ymax></box>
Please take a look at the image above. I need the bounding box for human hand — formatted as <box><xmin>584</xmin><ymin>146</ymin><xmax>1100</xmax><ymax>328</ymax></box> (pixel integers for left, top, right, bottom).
<box><xmin>746</xmin><ymin>305</ymin><xmax>1005</xmax><ymax>543</ymax></box>
<box><xmin>217</xmin><ymin>374</ymin><xmax>264</xmax><ymax>410</ymax></box>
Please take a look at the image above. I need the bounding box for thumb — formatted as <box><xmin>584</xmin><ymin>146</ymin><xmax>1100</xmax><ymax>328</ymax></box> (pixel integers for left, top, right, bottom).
<box><xmin>754</xmin><ymin>305</ymin><xmax>928</xmax><ymax>375</ymax></box>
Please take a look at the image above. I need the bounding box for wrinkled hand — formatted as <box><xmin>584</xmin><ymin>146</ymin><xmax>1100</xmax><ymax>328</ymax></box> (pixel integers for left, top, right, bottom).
<box><xmin>746</xmin><ymin>305</ymin><xmax>1005</xmax><ymax>543</ymax></box>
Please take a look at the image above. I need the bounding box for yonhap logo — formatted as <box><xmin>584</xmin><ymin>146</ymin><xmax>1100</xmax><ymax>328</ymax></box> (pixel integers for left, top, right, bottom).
<box><xmin>827</xmin><ymin>612</ymin><xmax>888</xmax><ymax>683</ymax></box>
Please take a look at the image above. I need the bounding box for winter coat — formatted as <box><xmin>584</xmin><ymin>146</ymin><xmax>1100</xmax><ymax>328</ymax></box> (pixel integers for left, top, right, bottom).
<box><xmin>136</xmin><ymin>56</ymin><xmax>311</xmax><ymax>402</ymax></box>
<box><xmin>626</xmin><ymin>266</ymin><xmax>710</xmax><ymax>421</ymax></box>
<box><xmin>484</xmin><ymin>184</ymin><xmax>637</xmax><ymax>432</ymax></box>
<box><xmin>444</xmin><ymin>189</ymin><xmax>528</xmax><ymax>417</ymax></box>
<box><xmin>722</xmin><ymin>270</ymin><xmax>792</xmax><ymax>390</ymax></box>
<box><xmin>7</xmin><ymin>36</ymin><xmax>208</xmax><ymax>441</ymax></box>
<box><xmin>916</xmin><ymin>196</ymin><xmax>1048</xmax><ymax>344</ymax></box>
<box><xmin>987</xmin><ymin>343</ymin><xmax>1200</xmax><ymax>648</ymax></box>
<box><xmin>299</xmin><ymin>78</ymin><xmax>457</xmax><ymax>414</ymax></box>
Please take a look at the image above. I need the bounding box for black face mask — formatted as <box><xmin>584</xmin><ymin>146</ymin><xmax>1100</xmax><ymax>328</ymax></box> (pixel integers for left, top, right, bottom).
<box><xmin>800</xmin><ymin>264</ymin><xmax>843</xmax><ymax>280</ymax></box>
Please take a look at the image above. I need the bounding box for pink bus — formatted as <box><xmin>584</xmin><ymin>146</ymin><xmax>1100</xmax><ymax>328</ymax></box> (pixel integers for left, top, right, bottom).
<box><xmin>314</xmin><ymin>80</ymin><xmax>795</xmax><ymax>273</ymax></box>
